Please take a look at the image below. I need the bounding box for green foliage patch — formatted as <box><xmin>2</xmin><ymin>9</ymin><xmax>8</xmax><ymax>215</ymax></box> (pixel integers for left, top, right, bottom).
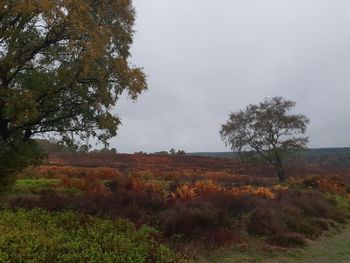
<box><xmin>325</xmin><ymin>193</ymin><xmax>350</xmax><ymax>213</ymax></box>
<box><xmin>13</xmin><ymin>179</ymin><xmax>61</xmax><ymax>194</ymax></box>
<box><xmin>0</xmin><ymin>209</ymin><xmax>175</xmax><ymax>263</ymax></box>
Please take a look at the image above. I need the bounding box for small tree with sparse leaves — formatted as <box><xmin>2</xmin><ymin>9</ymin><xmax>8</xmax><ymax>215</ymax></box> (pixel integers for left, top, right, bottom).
<box><xmin>220</xmin><ymin>97</ymin><xmax>309</xmax><ymax>181</ymax></box>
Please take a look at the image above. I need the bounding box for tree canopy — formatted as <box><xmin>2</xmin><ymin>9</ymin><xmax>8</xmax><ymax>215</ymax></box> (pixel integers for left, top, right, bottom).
<box><xmin>0</xmin><ymin>0</ymin><xmax>147</xmax><ymax>176</ymax></box>
<box><xmin>220</xmin><ymin>97</ymin><xmax>309</xmax><ymax>181</ymax></box>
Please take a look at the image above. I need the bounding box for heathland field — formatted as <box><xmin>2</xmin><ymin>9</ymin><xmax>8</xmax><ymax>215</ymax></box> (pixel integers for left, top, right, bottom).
<box><xmin>1</xmin><ymin>153</ymin><xmax>350</xmax><ymax>262</ymax></box>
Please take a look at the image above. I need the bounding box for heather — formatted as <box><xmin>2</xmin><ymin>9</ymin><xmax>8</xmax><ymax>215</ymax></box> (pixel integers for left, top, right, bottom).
<box><xmin>1</xmin><ymin>153</ymin><xmax>349</xmax><ymax>261</ymax></box>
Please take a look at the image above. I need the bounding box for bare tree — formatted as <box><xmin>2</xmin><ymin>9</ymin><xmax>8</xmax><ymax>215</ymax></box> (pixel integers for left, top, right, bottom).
<box><xmin>220</xmin><ymin>97</ymin><xmax>309</xmax><ymax>181</ymax></box>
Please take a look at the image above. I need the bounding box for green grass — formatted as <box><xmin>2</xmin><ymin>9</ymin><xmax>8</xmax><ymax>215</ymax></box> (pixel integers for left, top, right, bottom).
<box><xmin>0</xmin><ymin>209</ymin><xmax>175</xmax><ymax>263</ymax></box>
<box><xmin>325</xmin><ymin>193</ymin><xmax>350</xmax><ymax>212</ymax></box>
<box><xmin>196</xmin><ymin>224</ymin><xmax>350</xmax><ymax>263</ymax></box>
<box><xmin>11</xmin><ymin>179</ymin><xmax>61</xmax><ymax>193</ymax></box>
<box><xmin>8</xmin><ymin>178</ymin><xmax>85</xmax><ymax>195</ymax></box>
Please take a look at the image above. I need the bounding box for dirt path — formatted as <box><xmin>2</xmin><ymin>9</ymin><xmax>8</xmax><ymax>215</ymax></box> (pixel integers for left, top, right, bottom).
<box><xmin>197</xmin><ymin>224</ymin><xmax>350</xmax><ymax>263</ymax></box>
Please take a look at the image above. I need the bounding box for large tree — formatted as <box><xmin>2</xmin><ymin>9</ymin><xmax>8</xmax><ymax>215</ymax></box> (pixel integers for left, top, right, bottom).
<box><xmin>220</xmin><ymin>97</ymin><xmax>309</xmax><ymax>181</ymax></box>
<box><xmin>0</xmin><ymin>0</ymin><xmax>147</xmax><ymax>177</ymax></box>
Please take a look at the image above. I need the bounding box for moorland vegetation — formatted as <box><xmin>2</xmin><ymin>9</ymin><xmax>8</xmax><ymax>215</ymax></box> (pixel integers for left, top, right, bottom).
<box><xmin>0</xmin><ymin>1</ymin><xmax>350</xmax><ymax>262</ymax></box>
<box><xmin>0</xmin><ymin>153</ymin><xmax>349</xmax><ymax>261</ymax></box>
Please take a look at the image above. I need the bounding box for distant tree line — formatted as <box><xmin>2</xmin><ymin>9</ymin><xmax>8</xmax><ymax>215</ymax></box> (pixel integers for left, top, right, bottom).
<box><xmin>35</xmin><ymin>138</ymin><xmax>117</xmax><ymax>155</ymax></box>
<box><xmin>135</xmin><ymin>149</ymin><xmax>186</xmax><ymax>156</ymax></box>
<box><xmin>151</xmin><ymin>149</ymin><xmax>186</xmax><ymax>156</ymax></box>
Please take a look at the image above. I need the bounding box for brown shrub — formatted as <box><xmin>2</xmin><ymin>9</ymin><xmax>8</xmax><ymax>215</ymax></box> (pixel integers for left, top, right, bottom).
<box><xmin>247</xmin><ymin>207</ymin><xmax>285</xmax><ymax>236</ymax></box>
<box><xmin>6</xmin><ymin>186</ymin><xmax>167</xmax><ymax>225</ymax></box>
<box><xmin>278</xmin><ymin>191</ymin><xmax>341</xmax><ymax>220</ymax></box>
<box><xmin>204</xmin><ymin>191</ymin><xmax>265</xmax><ymax>216</ymax></box>
<box><xmin>87</xmin><ymin>167</ymin><xmax>121</xmax><ymax>179</ymax></box>
<box><xmin>33</xmin><ymin>165</ymin><xmax>120</xmax><ymax>179</ymax></box>
<box><xmin>246</xmin><ymin>194</ymin><xmax>334</xmax><ymax>240</ymax></box>
<box><xmin>279</xmin><ymin>211</ymin><xmax>325</xmax><ymax>238</ymax></box>
<box><xmin>301</xmin><ymin>175</ymin><xmax>347</xmax><ymax>194</ymax></box>
<box><xmin>230</xmin><ymin>185</ymin><xmax>276</xmax><ymax>199</ymax></box>
<box><xmin>200</xmin><ymin>230</ymin><xmax>242</xmax><ymax>248</ymax></box>
<box><xmin>267</xmin><ymin>233</ymin><xmax>306</xmax><ymax>247</ymax></box>
<box><xmin>163</xmin><ymin>201</ymin><xmax>228</xmax><ymax>237</ymax></box>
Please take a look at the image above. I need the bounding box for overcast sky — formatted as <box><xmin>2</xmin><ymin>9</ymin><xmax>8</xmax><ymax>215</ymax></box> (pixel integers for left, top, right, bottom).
<box><xmin>110</xmin><ymin>0</ymin><xmax>350</xmax><ymax>153</ymax></box>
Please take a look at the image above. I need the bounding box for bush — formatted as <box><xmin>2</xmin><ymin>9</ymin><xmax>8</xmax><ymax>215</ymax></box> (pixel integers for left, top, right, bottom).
<box><xmin>279</xmin><ymin>191</ymin><xmax>346</xmax><ymax>222</ymax></box>
<box><xmin>346</xmin><ymin>186</ymin><xmax>350</xmax><ymax>194</ymax></box>
<box><xmin>204</xmin><ymin>191</ymin><xmax>264</xmax><ymax>216</ymax></box>
<box><xmin>267</xmin><ymin>233</ymin><xmax>306</xmax><ymax>247</ymax></box>
<box><xmin>163</xmin><ymin>201</ymin><xmax>227</xmax><ymax>237</ymax></box>
<box><xmin>301</xmin><ymin>175</ymin><xmax>347</xmax><ymax>194</ymax></box>
<box><xmin>6</xmin><ymin>187</ymin><xmax>167</xmax><ymax>225</ymax></box>
<box><xmin>246</xmin><ymin>189</ymin><xmax>349</xmax><ymax>246</ymax></box>
<box><xmin>200</xmin><ymin>230</ymin><xmax>241</xmax><ymax>248</ymax></box>
<box><xmin>280</xmin><ymin>211</ymin><xmax>326</xmax><ymax>238</ymax></box>
<box><xmin>0</xmin><ymin>209</ymin><xmax>175</xmax><ymax>263</ymax></box>
<box><xmin>247</xmin><ymin>207</ymin><xmax>285</xmax><ymax>236</ymax></box>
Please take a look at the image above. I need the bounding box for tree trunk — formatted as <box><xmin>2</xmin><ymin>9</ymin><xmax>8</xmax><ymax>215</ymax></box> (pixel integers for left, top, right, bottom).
<box><xmin>277</xmin><ymin>169</ymin><xmax>286</xmax><ymax>182</ymax></box>
<box><xmin>0</xmin><ymin>102</ymin><xmax>9</xmax><ymax>144</ymax></box>
<box><xmin>275</xmin><ymin>157</ymin><xmax>286</xmax><ymax>182</ymax></box>
<box><xmin>0</xmin><ymin>78</ymin><xmax>10</xmax><ymax>144</ymax></box>
<box><xmin>0</xmin><ymin>118</ymin><xmax>8</xmax><ymax>144</ymax></box>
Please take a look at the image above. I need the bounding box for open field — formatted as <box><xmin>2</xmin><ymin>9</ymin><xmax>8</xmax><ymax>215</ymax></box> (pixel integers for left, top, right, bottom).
<box><xmin>1</xmin><ymin>153</ymin><xmax>350</xmax><ymax>262</ymax></box>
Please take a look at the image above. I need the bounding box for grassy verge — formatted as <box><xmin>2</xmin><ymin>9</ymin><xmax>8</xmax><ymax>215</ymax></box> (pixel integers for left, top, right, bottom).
<box><xmin>197</xmin><ymin>224</ymin><xmax>350</xmax><ymax>263</ymax></box>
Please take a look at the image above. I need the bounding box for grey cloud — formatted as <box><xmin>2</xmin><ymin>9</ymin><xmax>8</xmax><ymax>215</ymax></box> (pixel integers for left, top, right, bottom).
<box><xmin>111</xmin><ymin>0</ymin><xmax>350</xmax><ymax>152</ymax></box>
